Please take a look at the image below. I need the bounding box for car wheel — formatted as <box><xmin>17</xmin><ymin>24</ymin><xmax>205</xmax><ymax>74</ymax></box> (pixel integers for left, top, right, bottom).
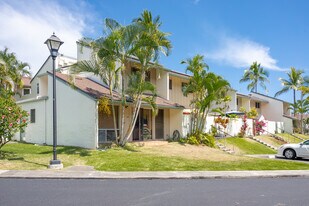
<box><xmin>284</xmin><ymin>149</ymin><xmax>296</xmax><ymax>159</ymax></box>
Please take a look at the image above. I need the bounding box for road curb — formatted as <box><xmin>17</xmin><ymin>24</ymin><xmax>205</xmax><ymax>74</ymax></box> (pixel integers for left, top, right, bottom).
<box><xmin>1</xmin><ymin>170</ymin><xmax>309</xmax><ymax>180</ymax></box>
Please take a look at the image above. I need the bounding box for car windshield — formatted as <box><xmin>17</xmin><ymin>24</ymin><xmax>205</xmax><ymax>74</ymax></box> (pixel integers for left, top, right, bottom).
<box><xmin>302</xmin><ymin>140</ymin><xmax>309</xmax><ymax>145</ymax></box>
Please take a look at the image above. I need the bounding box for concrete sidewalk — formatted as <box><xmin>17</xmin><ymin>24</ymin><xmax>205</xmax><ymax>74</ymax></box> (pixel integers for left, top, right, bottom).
<box><xmin>1</xmin><ymin>169</ymin><xmax>309</xmax><ymax>179</ymax></box>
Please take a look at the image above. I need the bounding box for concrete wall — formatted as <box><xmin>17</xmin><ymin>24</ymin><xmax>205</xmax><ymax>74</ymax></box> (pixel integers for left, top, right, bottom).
<box><xmin>14</xmin><ymin>98</ymin><xmax>48</xmax><ymax>144</ymax></box>
<box><xmin>51</xmin><ymin>76</ymin><xmax>97</xmax><ymax>148</ymax></box>
<box><xmin>283</xmin><ymin>117</ymin><xmax>293</xmax><ymax>133</ymax></box>
<box><xmin>77</xmin><ymin>43</ymin><xmax>92</xmax><ymax>61</ymax></box>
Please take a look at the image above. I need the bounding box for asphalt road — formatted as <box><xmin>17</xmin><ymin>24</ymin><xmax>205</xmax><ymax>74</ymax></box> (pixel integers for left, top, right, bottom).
<box><xmin>1</xmin><ymin>178</ymin><xmax>309</xmax><ymax>206</ymax></box>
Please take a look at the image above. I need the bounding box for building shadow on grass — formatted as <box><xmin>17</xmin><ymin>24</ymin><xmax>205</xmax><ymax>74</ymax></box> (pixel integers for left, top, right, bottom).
<box><xmin>39</xmin><ymin>146</ymin><xmax>91</xmax><ymax>157</ymax></box>
<box><xmin>0</xmin><ymin>151</ymin><xmax>47</xmax><ymax>167</ymax></box>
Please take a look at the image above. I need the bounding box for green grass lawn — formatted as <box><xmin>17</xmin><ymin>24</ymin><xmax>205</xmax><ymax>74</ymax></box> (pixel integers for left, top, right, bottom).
<box><xmin>276</xmin><ymin>133</ymin><xmax>303</xmax><ymax>143</ymax></box>
<box><xmin>1</xmin><ymin>142</ymin><xmax>309</xmax><ymax>171</ymax></box>
<box><xmin>218</xmin><ymin>137</ymin><xmax>276</xmax><ymax>155</ymax></box>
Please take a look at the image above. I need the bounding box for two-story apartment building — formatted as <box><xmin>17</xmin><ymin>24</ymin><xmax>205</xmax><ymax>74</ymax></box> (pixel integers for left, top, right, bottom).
<box><xmin>236</xmin><ymin>92</ymin><xmax>293</xmax><ymax>133</ymax></box>
<box><xmin>14</xmin><ymin>42</ymin><xmax>193</xmax><ymax>148</ymax></box>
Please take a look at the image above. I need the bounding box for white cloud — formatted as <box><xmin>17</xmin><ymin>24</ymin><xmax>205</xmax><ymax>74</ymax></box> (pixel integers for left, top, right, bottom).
<box><xmin>207</xmin><ymin>36</ymin><xmax>284</xmax><ymax>71</ymax></box>
<box><xmin>0</xmin><ymin>0</ymin><xmax>88</xmax><ymax>75</ymax></box>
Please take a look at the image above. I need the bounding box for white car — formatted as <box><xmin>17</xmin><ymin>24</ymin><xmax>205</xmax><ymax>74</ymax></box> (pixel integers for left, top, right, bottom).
<box><xmin>276</xmin><ymin>140</ymin><xmax>309</xmax><ymax>159</ymax></box>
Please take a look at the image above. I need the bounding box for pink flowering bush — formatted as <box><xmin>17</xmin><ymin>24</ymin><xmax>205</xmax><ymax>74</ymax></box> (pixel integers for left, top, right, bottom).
<box><xmin>255</xmin><ymin>120</ymin><xmax>266</xmax><ymax>135</ymax></box>
<box><xmin>238</xmin><ymin>114</ymin><xmax>248</xmax><ymax>137</ymax></box>
<box><xmin>0</xmin><ymin>95</ymin><xmax>28</xmax><ymax>149</ymax></box>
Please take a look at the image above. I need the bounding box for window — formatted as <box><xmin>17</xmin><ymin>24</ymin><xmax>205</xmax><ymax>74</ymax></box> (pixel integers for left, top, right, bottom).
<box><xmin>23</xmin><ymin>88</ymin><xmax>31</xmax><ymax>96</ymax></box>
<box><xmin>36</xmin><ymin>83</ymin><xmax>39</xmax><ymax>94</ymax></box>
<box><xmin>169</xmin><ymin>79</ymin><xmax>172</xmax><ymax>90</ymax></box>
<box><xmin>236</xmin><ymin>98</ymin><xmax>239</xmax><ymax>106</ymax></box>
<box><xmin>255</xmin><ymin>102</ymin><xmax>260</xmax><ymax>109</ymax></box>
<box><xmin>181</xmin><ymin>82</ymin><xmax>187</xmax><ymax>93</ymax></box>
<box><xmin>30</xmin><ymin>109</ymin><xmax>35</xmax><ymax>123</ymax></box>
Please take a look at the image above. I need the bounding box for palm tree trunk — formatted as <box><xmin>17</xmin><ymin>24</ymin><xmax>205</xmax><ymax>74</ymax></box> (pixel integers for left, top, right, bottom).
<box><xmin>293</xmin><ymin>89</ymin><xmax>296</xmax><ymax>117</ymax></box>
<box><xmin>119</xmin><ymin>67</ymin><xmax>126</xmax><ymax>144</ymax></box>
<box><xmin>109</xmin><ymin>88</ymin><xmax>118</xmax><ymax>144</ymax></box>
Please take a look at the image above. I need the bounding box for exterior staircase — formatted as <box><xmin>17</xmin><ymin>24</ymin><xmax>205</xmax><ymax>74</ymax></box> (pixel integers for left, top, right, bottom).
<box><xmin>289</xmin><ymin>133</ymin><xmax>305</xmax><ymax>141</ymax></box>
<box><xmin>249</xmin><ymin>136</ymin><xmax>277</xmax><ymax>150</ymax></box>
<box><xmin>216</xmin><ymin>142</ymin><xmax>235</xmax><ymax>154</ymax></box>
<box><xmin>261</xmin><ymin>130</ymin><xmax>288</xmax><ymax>144</ymax></box>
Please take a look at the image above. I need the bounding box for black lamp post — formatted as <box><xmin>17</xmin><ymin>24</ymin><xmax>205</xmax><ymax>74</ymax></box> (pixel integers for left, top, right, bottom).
<box><xmin>45</xmin><ymin>33</ymin><xmax>63</xmax><ymax>169</ymax></box>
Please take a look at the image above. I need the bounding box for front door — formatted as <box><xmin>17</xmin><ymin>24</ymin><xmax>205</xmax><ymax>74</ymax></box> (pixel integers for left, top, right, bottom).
<box><xmin>155</xmin><ymin>109</ymin><xmax>164</xmax><ymax>139</ymax></box>
<box><xmin>133</xmin><ymin>111</ymin><xmax>141</xmax><ymax>141</ymax></box>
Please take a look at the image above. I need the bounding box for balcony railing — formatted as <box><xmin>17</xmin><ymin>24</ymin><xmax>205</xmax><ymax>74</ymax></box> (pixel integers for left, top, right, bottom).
<box><xmin>98</xmin><ymin>129</ymin><xmax>119</xmax><ymax>143</ymax></box>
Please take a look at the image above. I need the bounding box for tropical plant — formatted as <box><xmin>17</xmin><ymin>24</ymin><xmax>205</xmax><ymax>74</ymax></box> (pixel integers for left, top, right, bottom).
<box><xmin>289</xmin><ymin>99</ymin><xmax>309</xmax><ymax>134</ymax></box>
<box><xmin>238</xmin><ymin>114</ymin><xmax>248</xmax><ymax>137</ymax></box>
<box><xmin>120</xmin><ymin>10</ymin><xmax>171</xmax><ymax>145</ymax></box>
<box><xmin>275</xmin><ymin>67</ymin><xmax>305</xmax><ymax>114</ymax></box>
<box><xmin>247</xmin><ymin>108</ymin><xmax>259</xmax><ymax>119</ymax></box>
<box><xmin>0</xmin><ymin>91</ymin><xmax>28</xmax><ymax>150</ymax></box>
<box><xmin>239</xmin><ymin>61</ymin><xmax>269</xmax><ymax>93</ymax></box>
<box><xmin>255</xmin><ymin>120</ymin><xmax>266</xmax><ymax>135</ymax></box>
<box><xmin>0</xmin><ymin>48</ymin><xmax>31</xmax><ymax>94</ymax></box>
<box><xmin>182</xmin><ymin>54</ymin><xmax>230</xmax><ymax>134</ymax></box>
<box><xmin>73</xmin><ymin>10</ymin><xmax>171</xmax><ymax>146</ymax></box>
<box><xmin>71</xmin><ymin>40</ymin><xmax>120</xmax><ymax>143</ymax></box>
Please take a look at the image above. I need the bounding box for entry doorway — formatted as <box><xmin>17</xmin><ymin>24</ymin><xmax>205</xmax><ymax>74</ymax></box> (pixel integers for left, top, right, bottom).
<box><xmin>155</xmin><ymin>109</ymin><xmax>164</xmax><ymax>139</ymax></box>
<box><xmin>133</xmin><ymin>108</ymin><xmax>152</xmax><ymax>141</ymax></box>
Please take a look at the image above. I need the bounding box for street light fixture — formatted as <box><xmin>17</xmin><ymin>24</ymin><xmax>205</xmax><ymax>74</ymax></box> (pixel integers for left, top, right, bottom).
<box><xmin>45</xmin><ymin>33</ymin><xmax>63</xmax><ymax>169</ymax></box>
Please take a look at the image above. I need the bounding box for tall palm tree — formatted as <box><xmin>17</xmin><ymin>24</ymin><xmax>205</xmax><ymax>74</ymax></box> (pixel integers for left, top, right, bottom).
<box><xmin>121</xmin><ymin>10</ymin><xmax>172</xmax><ymax>145</ymax></box>
<box><xmin>71</xmin><ymin>43</ymin><xmax>120</xmax><ymax>142</ymax></box>
<box><xmin>275</xmin><ymin>67</ymin><xmax>304</xmax><ymax>112</ymax></box>
<box><xmin>239</xmin><ymin>62</ymin><xmax>269</xmax><ymax>93</ymax></box>
<box><xmin>182</xmin><ymin>55</ymin><xmax>230</xmax><ymax>134</ymax></box>
<box><xmin>0</xmin><ymin>48</ymin><xmax>30</xmax><ymax>94</ymax></box>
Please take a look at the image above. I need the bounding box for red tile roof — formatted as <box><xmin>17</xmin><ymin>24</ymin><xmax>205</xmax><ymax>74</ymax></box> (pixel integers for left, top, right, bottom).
<box><xmin>54</xmin><ymin>72</ymin><xmax>183</xmax><ymax>109</ymax></box>
<box><xmin>55</xmin><ymin>72</ymin><xmax>120</xmax><ymax>100</ymax></box>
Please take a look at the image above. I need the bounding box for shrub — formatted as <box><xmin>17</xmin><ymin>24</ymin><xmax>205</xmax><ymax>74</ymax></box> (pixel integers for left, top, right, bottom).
<box><xmin>0</xmin><ymin>95</ymin><xmax>28</xmax><ymax>149</ymax></box>
<box><xmin>185</xmin><ymin>132</ymin><xmax>215</xmax><ymax>147</ymax></box>
<box><xmin>255</xmin><ymin>120</ymin><xmax>266</xmax><ymax>135</ymax></box>
<box><xmin>238</xmin><ymin>114</ymin><xmax>248</xmax><ymax>137</ymax></box>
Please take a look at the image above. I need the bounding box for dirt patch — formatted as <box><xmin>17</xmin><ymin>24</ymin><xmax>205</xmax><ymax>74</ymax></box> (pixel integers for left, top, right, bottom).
<box><xmin>137</xmin><ymin>142</ymin><xmax>245</xmax><ymax>162</ymax></box>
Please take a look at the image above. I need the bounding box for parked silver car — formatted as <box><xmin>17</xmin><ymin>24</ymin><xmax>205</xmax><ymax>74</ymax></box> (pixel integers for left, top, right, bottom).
<box><xmin>276</xmin><ymin>140</ymin><xmax>309</xmax><ymax>159</ymax></box>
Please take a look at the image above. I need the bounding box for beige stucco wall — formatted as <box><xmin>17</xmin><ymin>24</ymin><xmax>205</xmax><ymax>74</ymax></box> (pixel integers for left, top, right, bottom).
<box><xmin>251</xmin><ymin>93</ymin><xmax>284</xmax><ymax>122</ymax></box>
<box><xmin>168</xmin><ymin>75</ymin><xmax>192</xmax><ymax>108</ymax></box>
<box><xmin>237</xmin><ymin>96</ymin><xmax>250</xmax><ymax>111</ymax></box>
<box><xmin>169</xmin><ymin>109</ymin><xmax>184</xmax><ymax>137</ymax></box>
<box><xmin>163</xmin><ymin>109</ymin><xmax>170</xmax><ymax>139</ymax></box>
<box><xmin>156</xmin><ymin>70</ymin><xmax>169</xmax><ymax>99</ymax></box>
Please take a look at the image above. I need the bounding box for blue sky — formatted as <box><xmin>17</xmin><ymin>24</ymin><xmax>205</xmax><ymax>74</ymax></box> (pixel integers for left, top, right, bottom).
<box><xmin>1</xmin><ymin>0</ymin><xmax>309</xmax><ymax>103</ymax></box>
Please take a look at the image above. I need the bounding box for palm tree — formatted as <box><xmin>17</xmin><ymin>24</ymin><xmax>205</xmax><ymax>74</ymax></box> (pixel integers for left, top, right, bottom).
<box><xmin>182</xmin><ymin>55</ymin><xmax>230</xmax><ymax>134</ymax></box>
<box><xmin>74</xmin><ymin>10</ymin><xmax>171</xmax><ymax>146</ymax></box>
<box><xmin>71</xmin><ymin>42</ymin><xmax>121</xmax><ymax>143</ymax></box>
<box><xmin>0</xmin><ymin>48</ymin><xmax>30</xmax><ymax>94</ymax></box>
<box><xmin>289</xmin><ymin>99</ymin><xmax>309</xmax><ymax>134</ymax></box>
<box><xmin>121</xmin><ymin>10</ymin><xmax>172</xmax><ymax>145</ymax></box>
<box><xmin>275</xmin><ymin>67</ymin><xmax>304</xmax><ymax>113</ymax></box>
<box><xmin>239</xmin><ymin>62</ymin><xmax>269</xmax><ymax>93</ymax></box>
